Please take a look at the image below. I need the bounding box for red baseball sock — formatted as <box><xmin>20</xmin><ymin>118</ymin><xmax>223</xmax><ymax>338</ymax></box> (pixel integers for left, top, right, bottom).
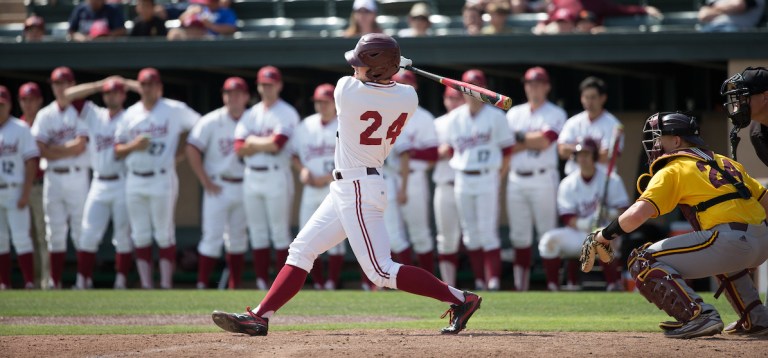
<box><xmin>252</xmin><ymin>249</ymin><xmax>270</xmax><ymax>283</ymax></box>
<box><xmin>159</xmin><ymin>245</ymin><xmax>175</xmax><ymax>264</ymax></box>
<box><xmin>327</xmin><ymin>255</ymin><xmax>344</xmax><ymax>288</ymax></box>
<box><xmin>396</xmin><ymin>247</ymin><xmax>413</xmax><ymax>266</ymax></box>
<box><xmin>542</xmin><ymin>257</ymin><xmax>561</xmax><ymax>288</ymax></box>
<box><xmin>309</xmin><ymin>258</ymin><xmax>324</xmax><ymax>286</ymax></box>
<box><xmin>115</xmin><ymin>253</ymin><xmax>133</xmax><ymax>275</ymax></box>
<box><xmin>514</xmin><ymin>247</ymin><xmax>532</xmax><ymax>268</ymax></box>
<box><xmin>197</xmin><ymin>254</ymin><xmax>217</xmax><ymax>287</ymax></box>
<box><xmin>0</xmin><ymin>253</ymin><xmax>10</xmax><ymax>287</ymax></box>
<box><xmin>17</xmin><ymin>252</ymin><xmax>35</xmax><ymax>286</ymax></box>
<box><xmin>438</xmin><ymin>253</ymin><xmax>460</xmax><ymax>268</ymax></box>
<box><xmin>226</xmin><ymin>253</ymin><xmax>244</xmax><ymax>289</ymax></box>
<box><xmin>396</xmin><ymin>265</ymin><xmax>462</xmax><ymax>305</ymax></box>
<box><xmin>135</xmin><ymin>246</ymin><xmax>152</xmax><ymax>262</ymax></box>
<box><xmin>484</xmin><ymin>248</ymin><xmax>501</xmax><ymax>282</ymax></box>
<box><xmin>254</xmin><ymin>264</ymin><xmax>307</xmax><ymax>317</ymax></box>
<box><xmin>76</xmin><ymin>251</ymin><xmax>96</xmax><ymax>280</ymax></box>
<box><xmin>417</xmin><ymin>252</ymin><xmax>434</xmax><ymax>275</ymax></box>
<box><xmin>49</xmin><ymin>251</ymin><xmax>66</xmax><ymax>288</ymax></box>
<box><xmin>467</xmin><ymin>249</ymin><xmax>485</xmax><ymax>284</ymax></box>
<box><xmin>567</xmin><ymin>260</ymin><xmax>580</xmax><ymax>285</ymax></box>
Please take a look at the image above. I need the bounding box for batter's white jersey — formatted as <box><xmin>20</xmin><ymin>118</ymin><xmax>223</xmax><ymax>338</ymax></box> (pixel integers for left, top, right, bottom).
<box><xmin>31</xmin><ymin>101</ymin><xmax>92</xmax><ymax>169</ymax></box>
<box><xmin>234</xmin><ymin>99</ymin><xmax>300</xmax><ymax>169</ymax></box>
<box><xmin>432</xmin><ymin>114</ymin><xmax>454</xmax><ymax>185</ymax></box>
<box><xmin>116</xmin><ymin>98</ymin><xmax>200</xmax><ymax>172</ymax></box>
<box><xmin>0</xmin><ymin>118</ymin><xmax>40</xmax><ymax>184</ymax></box>
<box><xmin>559</xmin><ymin>110</ymin><xmax>624</xmax><ymax>175</ymax></box>
<box><xmin>84</xmin><ymin>107</ymin><xmax>125</xmax><ymax>176</ymax></box>
<box><xmin>506</xmin><ymin>101</ymin><xmax>566</xmax><ymax>172</ymax></box>
<box><xmin>386</xmin><ymin>106</ymin><xmax>438</xmax><ymax>171</ymax></box>
<box><xmin>443</xmin><ymin>104</ymin><xmax>514</xmax><ymax>171</ymax></box>
<box><xmin>334</xmin><ymin>76</ymin><xmax>417</xmax><ymax>170</ymax></box>
<box><xmin>187</xmin><ymin>107</ymin><xmax>246</xmax><ymax>178</ymax></box>
<box><xmin>292</xmin><ymin>114</ymin><xmax>338</xmax><ymax>177</ymax></box>
<box><xmin>557</xmin><ymin>167</ymin><xmax>629</xmax><ymax>220</ymax></box>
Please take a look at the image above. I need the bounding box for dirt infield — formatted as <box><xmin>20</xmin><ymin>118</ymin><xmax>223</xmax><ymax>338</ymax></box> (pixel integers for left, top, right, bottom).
<box><xmin>3</xmin><ymin>328</ymin><xmax>768</xmax><ymax>357</ymax></box>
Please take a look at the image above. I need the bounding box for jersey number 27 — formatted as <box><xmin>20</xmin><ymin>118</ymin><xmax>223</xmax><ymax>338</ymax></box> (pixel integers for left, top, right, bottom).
<box><xmin>359</xmin><ymin>111</ymin><xmax>407</xmax><ymax>145</ymax></box>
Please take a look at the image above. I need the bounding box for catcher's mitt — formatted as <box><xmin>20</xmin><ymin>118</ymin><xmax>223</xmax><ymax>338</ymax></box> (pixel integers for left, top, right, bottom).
<box><xmin>579</xmin><ymin>230</ymin><xmax>615</xmax><ymax>272</ymax></box>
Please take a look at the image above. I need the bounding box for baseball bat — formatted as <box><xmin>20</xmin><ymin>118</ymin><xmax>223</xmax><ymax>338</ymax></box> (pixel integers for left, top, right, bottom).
<box><xmin>593</xmin><ymin>125</ymin><xmax>624</xmax><ymax>230</ymax></box>
<box><xmin>402</xmin><ymin>66</ymin><xmax>513</xmax><ymax>111</ymax></box>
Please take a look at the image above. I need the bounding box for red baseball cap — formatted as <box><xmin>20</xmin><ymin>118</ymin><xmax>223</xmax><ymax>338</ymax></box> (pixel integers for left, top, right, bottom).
<box><xmin>24</xmin><ymin>15</ymin><xmax>45</xmax><ymax>30</ymax></box>
<box><xmin>257</xmin><ymin>66</ymin><xmax>282</xmax><ymax>84</ymax></box>
<box><xmin>523</xmin><ymin>66</ymin><xmax>549</xmax><ymax>83</ymax></box>
<box><xmin>0</xmin><ymin>85</ymin><xmax>10</xmax><ymax>104</ymax></box>
<box><xmin>312</xmin><ymin>83</ymin><xmax>335</xmax><ymax>101</ymax></box>
<box><xmin>462</xmin><ymin>69</ymin><xmax>486</xmax><ymax>87</ymax></box>
<box><xmin>392</xmin><ymin>70</ymin><xmax>417</xmax><ymax>88</ymax></box>
<box><xmin>51</xmin><ymin>66</ymin><xmax>75</xmax><ymax>83</ymax></box>
<box><xmin>89</xmin><ymin>20</ymin><xmax>110</xmax><ymax>38</ymax></box>
<box><xmin>102</xmin><ymin>78</ymin><xmax>126</xmax><ymax>93</ymax></box>
<box><xmin>222</xmin><ymin>77</ymin><xmax>248</xmax><ymax>92</ymax></box>
<box><xmin>138</xmin><ymin>68</ymin><xmax>161</xmax><ymax>84</ymax></box>
<box><xmin>444</xmin><ymin>86</ymin><xmax>463</xmax><ymax>98</ymax></box>
<box><xmin>18</xmin><ymin>82</ymin><xmax>42</xmax><ymax>99</ymax></box>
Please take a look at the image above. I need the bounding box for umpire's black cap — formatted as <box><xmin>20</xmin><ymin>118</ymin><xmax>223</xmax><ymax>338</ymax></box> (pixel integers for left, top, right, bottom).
<box><xmin>740</xmin><ymin>67</ymin><xmax>768</xmax><ymax>95</ymax></box>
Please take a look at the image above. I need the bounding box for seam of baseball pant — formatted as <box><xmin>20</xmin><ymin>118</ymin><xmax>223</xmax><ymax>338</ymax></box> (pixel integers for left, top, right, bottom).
<box><xmin>354</xmin><ymin>180</ymin><xmax>389</xmax><ymax>279</ymax></box>
<box><xmin>652</xmin><ymin>231</ymin><xmax>718</xmax><ymax>258</ymax></box>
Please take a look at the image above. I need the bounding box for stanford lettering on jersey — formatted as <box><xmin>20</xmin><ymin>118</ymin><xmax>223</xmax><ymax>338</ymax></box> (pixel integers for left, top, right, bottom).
<box><xmin>0</xmin><ymin>140</ymin><xmax>19</xmax><ymax>155</ymax></box>
<box><xmin>455</xmin><ymin>131</ymin><xmax>492</xmax><ymax>153</ymax></box>
<box><xmin>577</xmin><ymin>195</ymin><xmax>599</xmax><ymax>217</ymax></box>
<box><xmin>305</xmin><ymin>143</ymin><xmax>336</xmax><ymax>161</ymax></box>
<box><xmin>95</xmin><ymin>134</ymin><xmax>115</xmax><ymax>152</ymax></box>
<box><xmin>248</xmin><ymin>128</ymin><xmax>274</xmax><ymax>137</ymax></box>
<box><xmin>49</xmin><ymin>127</ymin><xmax>79</xmax><ymax>143</ymax></box>
<box><xmin>217</xmin><ymin>137</ymin><xmax>235</xmax><ymax>157</ymax></box>
<box><xmin>131</xmin><ymin>123</ymin><xmax>169</xmax><ymax>138</ymax></box>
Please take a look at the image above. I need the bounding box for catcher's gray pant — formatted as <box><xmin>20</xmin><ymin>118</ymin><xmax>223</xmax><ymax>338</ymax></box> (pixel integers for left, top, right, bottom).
<box><xmin>644</xmin><ymin>222</ymin><xmax>768</xmax><ymax>326</ymax></box>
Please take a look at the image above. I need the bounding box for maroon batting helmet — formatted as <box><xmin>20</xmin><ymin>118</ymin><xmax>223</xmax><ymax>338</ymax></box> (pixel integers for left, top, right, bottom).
<box><xmin>574</xmin><ymin>137</ymin><xmax>599</xmax><ymax>162</ymax></box>
<box><xmin>345</xmin><ymin>33</ymin><xmax>400</xmax><ymax>82</ymax></box>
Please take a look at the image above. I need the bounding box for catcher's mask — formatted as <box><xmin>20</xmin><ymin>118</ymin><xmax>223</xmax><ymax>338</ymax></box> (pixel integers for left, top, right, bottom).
<box><xmin>720</xmin><ymin>67</ymin><xmax>768</xmax><ymax>129</ymax></box>
<box><xmin>642</xmin><ymin>112</ymin><xmax>705</xmax><ymax>165</ymax></box>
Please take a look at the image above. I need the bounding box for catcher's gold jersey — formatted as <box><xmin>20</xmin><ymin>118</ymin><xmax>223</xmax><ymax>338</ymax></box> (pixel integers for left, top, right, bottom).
<box><xmin>639</xmin><ymin>149</ymin><xmax>766</xmax><ymax>230</ymax></box>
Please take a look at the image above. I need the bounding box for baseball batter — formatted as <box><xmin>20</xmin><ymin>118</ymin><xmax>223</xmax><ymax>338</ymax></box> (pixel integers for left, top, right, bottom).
<box><xmin>558</xmin><ymin>76</ymin><xmax>624</xmax><ymax>175</ymax></box>
<box><xmin>292</xmin><ymin>83</ymin><xmax>345</xmax><ymax>290</ymax></box>
<box><xmin>65</xmin><ymin>77</ymin><xmax>134</xmax><ymax>289</ymax></box>
<box><xmin>433</xmin><ymin>87</ymin><xmax>465</xmax><ymax>287</ymax></box>
<box><xmin>234</xmin><ymin>66</ymin><xmax>300</xmax><ymax>290</ymax></box>
<box><xmin>390</xmin><ymin>70</ymin><xmax>439</xmax><ymax>274</ymax></box>
<box><xmin>505</xmin><ymin>67</ymin><xmax>566</xmax><ymax>292</ymax></box>
<box><xmin>115</xmin><ymin>68</ymin><xmax>200</xmax><ymax>289</ymax></box>
<box><xmin>31</xmin><ymin>67</ymin><xmax>91</xmax><ymax>289</ymax></box>
<box><xmin>440</xmin><ymin>69</ymin><xmax>514</xmax><ymax>291</ymax></box>
<box><xmin>593</xmin><ymin>112</ymin><xmax>768</xmax><ymax>338</ymax></box>
<box><xmin>213</xmin><ymin>34</ymin><xmax>481</xmax><ymax>336</ymax></box>
<box><xmin>186</xmin><ymin>77</ymin><xmax>249</xmax><ymax>290</ymax></box>
<box><xmin>0</xmin><ymin>85</ymin><xmax>39</xmax><ymax>289</ymax></box>
<box><xmin>539</xmin><ymin>138</ymin><xmax>628</xmax><ymax>291</ymax></box>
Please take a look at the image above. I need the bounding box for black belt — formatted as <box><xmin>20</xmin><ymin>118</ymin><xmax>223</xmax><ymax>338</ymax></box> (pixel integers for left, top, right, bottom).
<box><xmin>220</xmin><ymin>176</ymin><xmax>243</xmax><ymax>183</ymax></box>
<box><xmin>132</xmin><ymin>169</ymin><xmax>166</xmax><ymax>177</ymax></box>
<box><xmin>0</xmin><ymin>183</ymin><xmax>18</xmax><ymax>189</ymax></box>
<box><xmin>334</xmin><ymin>167</ymin><xmax>379</xmax><ymax>180</ymax></box>
<box><xmin>462</xmin><ymin>169</ymin><xmax>489</xmax><ymax>176</ymax></box>
<box><xmin>727</xmin><ymin>221</ymin><xmax>768</xmax><ymax>231</ymax></box>
<box><xmin>51</xmin><ymin>167</ymin><xmax>81</xmax><ymax>174</ymax></box>
<box><xmin>516</xmin><ymin>168</ymin><xmax>547</xmax><ymax>177</ymax></box>
<box><xmin>446</xmin><ymin>181</ymin><xmax>454</xmax><ymax>186</ymax></box>
<box><xmin>96</xmin><ymin>174</ymin><xmax>120</xmax><ymax>181</ymax></box>
<box><xmin>249</xmin><ymin>165</ymin><xmax>278</xmax><ymax>172</ymax></box>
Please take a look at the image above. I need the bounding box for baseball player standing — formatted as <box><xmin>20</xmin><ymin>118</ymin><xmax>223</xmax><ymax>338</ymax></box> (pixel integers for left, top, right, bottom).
<box><xmin>17</xmin><ymin>82</ymin><xmax>47</xmax><ymax>288</ymax></box>
<box><xmin>433</xmin><ymin>87</ymin><xmax>465</xmax><ymax>287</ymax></box>
<box><xmin>234</xmin><ymin>66</ymin><xmax>300</xmax><ymax>290</ymax></box>
<box><xmin>592</xmin><ymin>112</ymin><xmax>768</xmax><ymax>338</ymax></box>
<box><xmin>292</xmin><ymin>83</ymin><xmax>345</xmax><ymax>290</ymax></box>
<box><xmin>0</xmin><ymin>85</ymin><xmax>39</xmax><ymax>289</ymax></box>
<box><xmin>115</xmin><ymin>68</ymin><xmax>200</xmax><ymax>289</ymax></box>
<box><xmin>31</xmin><ymin>67</ymin><xmax>91</xmax><ymax>289</ymax></box>
<box><xmin>213</xmin><ymin>34</ymin><xmax>481</xmax><ymax>336</ymax></box>
<box><xmin>64</xmin><ymin>77</ymin><xmax>135</xmax><ymax>289</ymax></box>
<box><xmin>186</xmin><ymin>77</ymin><xmax>249</xmax><ymax>290</ymax></box>
<box><xmin>558</xmin><ymin>76</ymin><xmax>624</xmax><ymax>175</ymax></box>
<box><xmin>390</xmin><ymin>70</ymin><xmax>439</xmax><ymax>274</ymax></box>
<box><xmin>505</xmin><ymin>67</ymin><xmax>566</xmax><ymax>291</ymax></box>
<box><xmin>539</xmin><ymin>138</ymin><xmax>628</xmax><ymax>291</ymax></box>
<box><xmin>440</xmin><ymin>69</ymin><xmax>514</xmax><ymax>291</ymax></box>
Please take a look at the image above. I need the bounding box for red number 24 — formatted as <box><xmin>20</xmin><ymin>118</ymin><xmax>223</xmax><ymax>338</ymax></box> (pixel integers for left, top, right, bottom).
<box><xmin>359</xmin><ymin>111</ymin><xmax>408</xmax><ymax>145</ymax></box>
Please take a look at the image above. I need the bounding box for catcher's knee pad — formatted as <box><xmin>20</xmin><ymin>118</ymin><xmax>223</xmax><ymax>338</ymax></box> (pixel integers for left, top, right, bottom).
<box><xmin>627</xmin><ymin>242</ymin><xmax>653</xmax><ymax>279</ymax></box>
<box><xmin>633</xmin><ymin>264</ymin><xmax>701</xmax><ymax>322</ymax></box>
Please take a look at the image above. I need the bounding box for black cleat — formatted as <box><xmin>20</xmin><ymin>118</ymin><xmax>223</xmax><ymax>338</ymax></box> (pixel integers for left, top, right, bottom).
<box><xmin>440</xmin><ymin>291</ymin><xmax>482</xmax><ymax>334</ymax></box>
<box><xmin>212</xmin><ymin>307</ymin><xmax>269</xmax><ymax>336</ymax></box>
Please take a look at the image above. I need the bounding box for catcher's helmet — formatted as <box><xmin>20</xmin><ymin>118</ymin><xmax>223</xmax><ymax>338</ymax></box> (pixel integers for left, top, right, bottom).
<box><xmin>642</xmin><ymin>112</ymin><xmax>705</xmax><ymax>164</ymax></box>
<box><xmin>345</xmin><ymin>33</ymin><xmax>400</xmax><ymax>82</ymax></box>
<box><xmin>573</xmin><ymin>137</ymin><xmax>599</xmax><ymax>162</ymax></box>
<box><xmin>720</xmin><ymin>67</ymin><xmax>768</xmax><ymax>129</ymax></box>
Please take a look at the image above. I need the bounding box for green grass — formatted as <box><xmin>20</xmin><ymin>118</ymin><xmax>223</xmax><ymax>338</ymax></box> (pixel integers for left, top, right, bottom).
<box><xmin>0</xmin><ymin>290</ymin><xmax>761</xmax><ymax>335</ymax></box>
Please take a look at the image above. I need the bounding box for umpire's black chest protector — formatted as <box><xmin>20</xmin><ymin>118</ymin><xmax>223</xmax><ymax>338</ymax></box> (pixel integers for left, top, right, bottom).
<box><xmin>749</xmin><ymin>122</ymin><xmax>768</xmax><ymax>166</ymax></box>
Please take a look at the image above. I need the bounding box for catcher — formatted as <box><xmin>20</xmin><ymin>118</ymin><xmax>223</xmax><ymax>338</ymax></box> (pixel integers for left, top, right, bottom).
<box><xmin>581</xmin><ymin>111</ymin><xmax>768</xmax><ymax>339</ymax></box>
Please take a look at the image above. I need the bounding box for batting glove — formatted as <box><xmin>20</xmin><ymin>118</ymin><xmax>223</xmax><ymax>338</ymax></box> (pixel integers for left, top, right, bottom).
<box><xmin>399</xmin><ymin>56</ymin><xmax>413</xmax><ymax>68</ymax></box>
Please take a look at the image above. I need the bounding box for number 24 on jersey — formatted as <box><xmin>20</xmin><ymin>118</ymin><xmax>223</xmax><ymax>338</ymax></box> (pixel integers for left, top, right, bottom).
<box><xmin>359</xmin><ymin>111</ymin><xmax>407</xmax><ymax>145</ymax></box>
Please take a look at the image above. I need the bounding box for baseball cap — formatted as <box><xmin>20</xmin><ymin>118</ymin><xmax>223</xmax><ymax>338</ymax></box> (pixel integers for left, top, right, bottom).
<box><xmin>409</xmin><ymin>3</ymin><xmax>431</xmax><ymax>19</ymax></box>
<box><xmin>138</xmin><ymin>68</ymin><xmax>161</xmax><ymax>84</ymax></box>
<box><xmin>24</xmin><ymin>15</ymin><xmax>45</xmax><ymax>30</ymax></box>
<box><xmin>739</xmin><ymin>67</ymin><xmax>768</xmax><ymax>95</ymax></box>
<box><xmin>222</xmin><ymin>77</ymin><xmax>248</xmax><ymax>92</ymax></box>
<box><xmin>550</xmin><ymin>8</ymin><xmax>576</xmax><ymax>22</ymax></box>
<box><xmin>353</xmin><ymin>0</ymin><xmax>377</xmax><ymax>12</ymax></box>
<box><xmin>462</xmin><ymin>69</ymin><xmax>486</xmax><ymax>87</ymax></box>
<box><xmin>89</xmin><ymin>20</ymin><xmax>110</xmax><ymax>38</ymax></box>
<box><xmin>392</xmin><ymin>70</ymin><xmax>417</xmax><ymax>87</ymax></box>
<box><xmin>50</xmin><ymin>66</ymin><xmax>75</xmax><ymax>83</ymax></box>
<box><xmin>257</xmin><ymin>66</ymin><xmax>282</xmax><ymax>84</ymax></box>
<box><xmin>444</xmin><ymin>86</ymin><xmax>463</xmax><ymax>99</ymax></box>
<box><xmin>312</xmin><ymin>83</ymin><xmax>335</xmax><ymax>101</ymax></box>
<box><xmin>523</xmin><ymin>66</ymin><xmax>549</xmax><ymax>83</ymax></box>
<box><xmin>0</xmin><ymin>85</ymin><xmax>10</xmax><ymax>104</ymax></box>
<box><xmin>18</xmin><ymin>82</ymin><xmax>42</xmax><ymax>99</ymax></box>
<box><xmin>102</xmin><ymin>78</ymin><xmax>126</xmax><ymax>93</ymax></box>
<box><xmin>486</xmin><ymin>1</ymin><xmax>511</xmax><ymax>15</ymax></box>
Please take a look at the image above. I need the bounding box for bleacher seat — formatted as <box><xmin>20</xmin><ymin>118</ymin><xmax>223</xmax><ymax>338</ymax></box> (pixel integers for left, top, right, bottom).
<box><xmin>378</xmin><ymin>0</ymin><xmax>423</xmax><ymax>16</ymax></box>
<box><xmin>283</xmin><ymin>0</ymin><xmax>333</xmax><ymax>18</ymax></box>
<box><xmin>334</xmin><ymin>0</ymin><xmax>354</xmax><ymax>18</ymax></box>
<box><xmin>433</xmin><ymin>0</ymin><xmax>464</xmax><ymax>16</ymax></box>
<box><xmin>0</xmin><ymin>23</ymin><xmax>24</xmax><ymax>38</ymax></box>
<box><xmin>27</xmin><ymin>2</ymin><xmax>77</xmax><ymax>23</ymax></box>
<box><xmin>281</xmin><ymin>16</ymin><xmax>347</xmax><ymax>37</ymax></box>
<box><xmin>237</xmin><ymin>16</ymin><xmax>294</xmax><ymax>37</ymax></box>
<box><xmin>602</xmin><ymin>14</ymin><xmax>652</xmax><ymax>32</ymax></box>
<box><xmin>231</xmin><ymin>0</ymin><xmax>280</xmax><ymax>20</ymax></box>
<box><xmin>506</xmin><ymin>12</ymin><xmax>546</xmax><ymax>33</ymax></box>
<box><xmin>650</xmin><ymin>11</ymin><xmax>698</xmax><ymax>32</ymax></box>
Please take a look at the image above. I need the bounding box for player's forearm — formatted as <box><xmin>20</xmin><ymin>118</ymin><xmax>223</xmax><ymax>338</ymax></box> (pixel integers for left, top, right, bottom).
<box><xmin>114</xmin><ymin>141</ymin><xmax>143</xmax><ymax>159</ymax></box>
<box><xmin>21</xmin><ymin>159</ymin><xmax>37</xmax><ymax>200</ymax></box>
<box><xmin>557</xmin><ymin>143</ymin><xmax>574</xmax><ymax>159</ymax></box>
<box><xmin>64</xmin><ymin>81</ymin><xmax>103</xmax><ymax>102</ymax></box>
<box><xmin>185</xmin><ymin>144</ymin><xmax>209</xmax><ymax>184</ymax></box>
<box><xmin>500</xmin><ymin>154</ymin><xmax>512</xmax><ymax>175</ymax></box>
<box><xmin>244</xmin><ymin>136</ymin><xmax>280</xmax><ymax>154</ymax></box>
<box><xmin>175</xmin><ymin>132</ymin><xmax>189</xmax><ymax>164</ymax></box>
<box><xmin>38</xmin><ymin>141</ymin><xmax>79</xmax><ymax>160</ymax></box>
<box><xmin>518</xmin><ymin>131</ymin><xmax>554</xmax><ymax>151</ymax></box>
<box><xmin>398</xmin><ymin>152</ymin><xmax>410</xmax><ymax>189</ymax></box>
<box><xmin>208</xmin><ymin>24</ymin><xmax>236</xmax><ymax>35</ymax></box>
<box><xmin>616</xmin><ymin>201</ymin><xmax>655</xmax><ymax>234</ymax></box>
<box><xmin>710</xmin><ymin>0</ymin><xmax>747</xmax><ymax>13</ymax></box>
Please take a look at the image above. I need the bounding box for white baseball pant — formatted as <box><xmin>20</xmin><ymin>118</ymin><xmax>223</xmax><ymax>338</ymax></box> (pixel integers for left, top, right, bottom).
<box><xmin>454</xmin><ymin>171</ymin><xmax>501</xmax><ymax>252</ymax></box>
<box><xmin>243</xmin><ymin>168</ymin><xmax>292</xmax><ymax>251</ymax></box>
<box><xmin>0</xmin><ymin>186</ymin><xmax>34</xmax><ymax>255</ymax></box>
<box><xmin>125</xmin><ymin>170</ymin><xmax>178</xmax><ymax>249</ymax></box>
<box><xmin>43</xmin><ymin>169</ymin><xmax>89</xmax><ymax>252</ymax></box>
<box><xmin>383</xmin><ymin>173</ymin><xmax>409</xmax><ymax>254</ymax></box>
<box><xmin>434</xmin><ymin>182</ymin><xmax>461</xmax><ymax>255</ymax></box>
<box><xmin>400</xmin><ymin>170</ymin><xmax>433</xmax><ymax>254</ymax></box>
<box><xmin>197</xmin><ymin>179</ymin><xmax>248</xmax><ymax>258</ymax></box>
<box><xmin>300</xmin><ymin>185</ymin><xmax>345</xmax><ymax>256</ymax></box>
<box><xmin>506</xmin><ymin>170</ymin><xmax>558</xmax><ymax>249</ymax></box>
<box><xmin>80</xmin><ymin>177</ymin><xmax>132</xmax><ymax>254</ymax></box>
<box><xmin>538</xmin><ymin>227</ymin><xmax>587</xmax><ymax>260</ymax></box>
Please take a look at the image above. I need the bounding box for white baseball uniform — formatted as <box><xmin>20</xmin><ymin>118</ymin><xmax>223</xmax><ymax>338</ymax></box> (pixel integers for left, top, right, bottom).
<box><xmin>506</xmin><ymin>101</ymin><xmax>566</xmax><ymax>291</ymax></box>
<box><xmin>382</xmin><ymin>121</ymin><xmax>411</xmax><ymax>257</ymax></box>
<box><xmin>31</xmin><ymin>100</ymin><xmax>91</xmax><ymax>288</ymax></box>
<box><xmin>559</xmin><ymin>110</ymin><xmax>624</xmax><ymax>175</ymax></box>
<box><xmin>432</xmin><ymin>112</ymin><xmax>461</xmax><ymax>287</ymax></box>
<box><xmin>187</xmin><ymin>107</ymin><xmax>248</xmax><ymax>259</ymax></box>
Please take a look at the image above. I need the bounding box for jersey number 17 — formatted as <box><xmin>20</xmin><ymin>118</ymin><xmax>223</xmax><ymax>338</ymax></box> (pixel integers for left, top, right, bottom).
<box><xmin>359</xmin><ymin>111</ymin><xmax>407</xmax><ymax>145</ymax></box>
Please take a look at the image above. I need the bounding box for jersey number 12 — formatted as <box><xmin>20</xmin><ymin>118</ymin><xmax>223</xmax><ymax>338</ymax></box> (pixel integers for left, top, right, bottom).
<box><xmin>359</xmin><ymin>111</ymin><xmax>407</xmax><ymax>145</ymax></box>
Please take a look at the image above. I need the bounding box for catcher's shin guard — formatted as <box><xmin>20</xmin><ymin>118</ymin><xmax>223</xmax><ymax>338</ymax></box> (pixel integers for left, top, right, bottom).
<box><xmin>628</xmin><ymin>246</ymin><xmax>701</xmax><ymax>322</ymax></box>
<box><xmin>715</xmin><ymin>270</ymin><xmax>763</xmax><ymax>332</ymax></box>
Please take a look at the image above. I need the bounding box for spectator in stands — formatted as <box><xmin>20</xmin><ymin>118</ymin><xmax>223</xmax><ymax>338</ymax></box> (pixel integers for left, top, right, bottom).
<box><xmin>344</xmin><ymin>0</ymin><xmax>382</xmax><ymax>38</ymax></box>
<box><xmin>23</xmin><ymin>16</ymin><xmax>45</xmax><ymax>42</ymax></box>
<box><xmin>462</xmin><ymin>3</ymin><xmax>484</xmax><ymax>35</ymax></box>
<box><xmin>525</xmin><ymin>0</ymin><xmax>662</xmax><ymax>24</ymax></box>
<box><xmin>168</xmin><ymin>0</ymin><xmax>237</xmax><ymax>40</ymax></box>
<box><xmin>533</xmin><ymin>7</ymin><xmax>576</xmax><ymax>34</ymax></box>
<box><xmin>67</xmin><ymin>0</ymin><xmax>127</xmax><ymax>42</ymax></box>
<box><xmin>131</xmin><ymin>0</ymin><xmax>168</xmax><ymax>37</ymax></box>
<box><xmin>575</xmin><ymin>10</ymin><xmax>605</xmax><ymax>33</ymax></box>
<box><xmin>482</xmin><ymin>1</ymin><xmax>513</xmax><ymax>34</ymax></box>
<box><xmin>512</xmin><ymin>0</ymin><xmax>547</xmax><ymax>13</ymax></box>
<box><xmin>698</xmin><ymin>0</ymin><xmax>766</xmax><ymax>32</ymax></box>
<box><xmin>398</xmin><ymin>2</ymin><xmax>433</xmax><ymax>37</ymax></box>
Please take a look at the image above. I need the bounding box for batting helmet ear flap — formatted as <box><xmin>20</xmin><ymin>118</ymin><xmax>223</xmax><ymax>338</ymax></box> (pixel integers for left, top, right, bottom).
<box><xmin>637</xmin><ymin>173</ymin><xmax>653</xmax><ymax>195</ymax></box>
